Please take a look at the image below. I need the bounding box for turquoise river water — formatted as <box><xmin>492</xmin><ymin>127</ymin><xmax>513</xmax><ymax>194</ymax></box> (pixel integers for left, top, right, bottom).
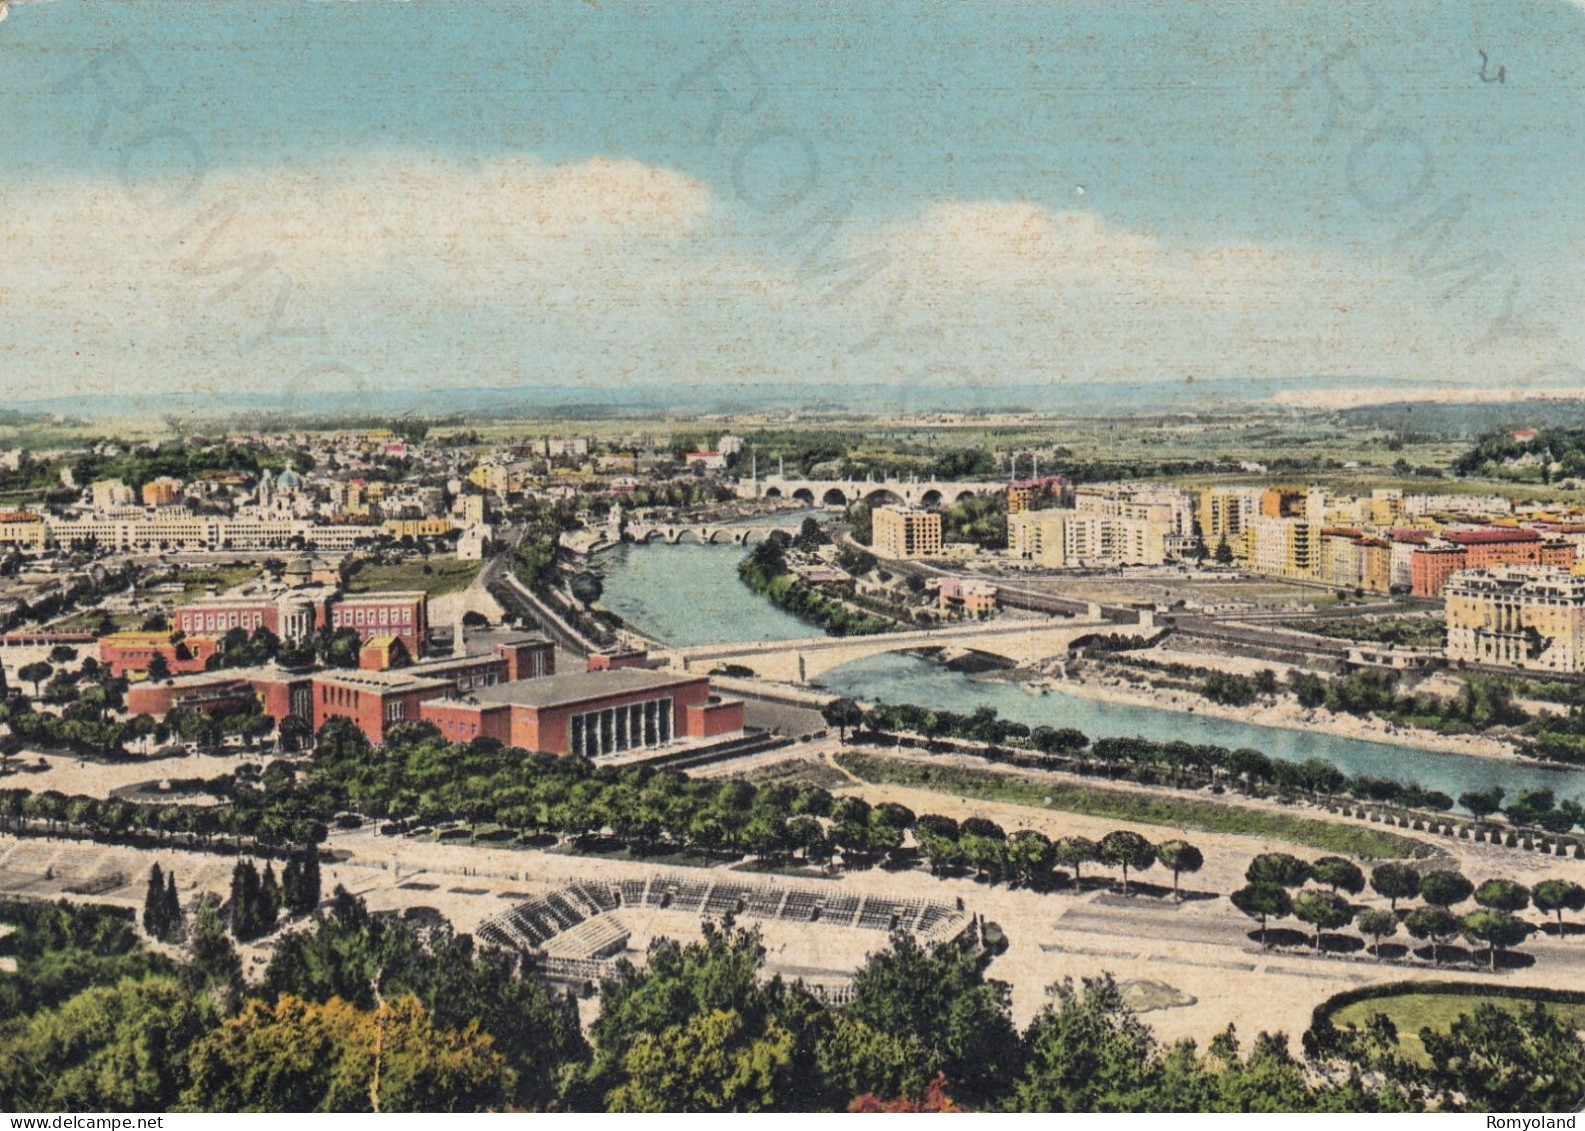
<box><xmin>595</xmin><ymin>537</ymin><xmax>1585</xmax><ymax>807</ymax></box>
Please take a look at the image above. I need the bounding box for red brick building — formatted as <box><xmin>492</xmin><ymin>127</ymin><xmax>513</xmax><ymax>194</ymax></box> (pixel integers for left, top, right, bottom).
<box><xmin>418</xmin><ymin>668</ymin><xmax>743</xmax><ymax>755</ymax></box>
<box><xmin>312</xmin><ymin>669</ymin><xmax>453</xmax><ymax>743</ymax></box>
<box><xmin>126</xmin><ymin>666</ymin><xmax>312</xmax><ymax>721</ymax></box>
<box><xmin>1410</xmin><ymin>529</ymin><xmax>1578</xmax><ymax>597</ymax></box>
<box><xmin>174</xmin><ymin>591</ymin><xmax>331</xmax><ymax>643</ymax></box>
<box><xmin>327</xmin><ymin>591</ymin><xmax>427</xmax><ymax>657</ymax></box>
<box><xmin>587</xmin><ymin>649</ymin><xmax>648</xmax><ymax>672</ymax></box>
<box><xmin>122</xmin><ymin>641</ymin><xmax>739</xmax><ymax>756</ymax></box>
<box><xmin>99</xmin><ymin>631</ymin><xmax>218</xmax><ymax>678</ymax></box>
<box><xmin>174</xmin><ymin>587</ymin><xmax>429</xmax><ymax>656</ymax></box>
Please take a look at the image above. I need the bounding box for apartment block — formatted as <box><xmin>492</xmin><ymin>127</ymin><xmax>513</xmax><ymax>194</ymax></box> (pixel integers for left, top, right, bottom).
<box><xmin>873</xmin><ymin>506</ymin><xmax>942</xmax><ymax>559</ymax></box>
<box><xmin>1445</xmin><ymin>567</ymin><xmax>1585</xmax><ymax>673</ymax></box>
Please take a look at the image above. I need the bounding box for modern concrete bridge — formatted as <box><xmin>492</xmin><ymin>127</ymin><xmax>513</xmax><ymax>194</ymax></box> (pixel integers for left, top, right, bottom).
<box><xmin>662</xmin><ymin>611</ymin><xmax>1158</xmax><ymax>683</ymax></box>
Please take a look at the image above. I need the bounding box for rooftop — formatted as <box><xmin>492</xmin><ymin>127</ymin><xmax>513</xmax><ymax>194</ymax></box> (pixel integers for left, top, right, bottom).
<box><xmin>138</xmin><ymin>664</ymin><xmax>304</xmax><ymax>688</ymax></box>
<box><xmin>1444</xmin><ymin>528</ymin><xmax>1542</xmax><ymax>545</ymax></box>
<box><xmin>464</xmin><ymin>667</ymin><xmax>702</xmax><ymax>711</ymax></box>
<box><xmin>316</xmin><ymin>668</ymin><xmax>451</xmax><ymax>692</ymax></box>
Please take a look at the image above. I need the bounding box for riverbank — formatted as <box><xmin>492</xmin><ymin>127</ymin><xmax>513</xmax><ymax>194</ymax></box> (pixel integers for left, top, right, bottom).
<box><xmin>597</xmin><ymin>536</ymin><xmax>1585</xmax><ymax>803</ymax></box>
<box><xmin>1017</xmin><ymin>670</ymin><xmax>1530</xmax><ymax>765</ymax></box>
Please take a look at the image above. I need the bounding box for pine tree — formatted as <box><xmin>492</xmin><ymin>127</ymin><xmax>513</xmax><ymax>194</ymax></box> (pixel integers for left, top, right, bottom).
<box><xmin>143</xmin><ymin>863</ymin><xmax>167</xmax><ymax>939</ymax></box>
<box><xmin>260</xmin><ymin>862</ymin><xmax>282</xmax><ymax>930</ymax></box>
<box><xmin>282</xmin><ymin>856</ymin><xmax>303</xmax><ymax>914</ymax></box>
<box><xmin>163</xmin><ymin>871</ymin><xmax>182</xmax><ymax>940</ymax></box>
<box><xmin>300</xmin><ymin>840</ymin><xmax>321</xmax><ymax>911</ymax></box>
<box><xmin>230</xmin><ymin>859</ymin><xmax>261</xmax><ymax>941</ymax></box>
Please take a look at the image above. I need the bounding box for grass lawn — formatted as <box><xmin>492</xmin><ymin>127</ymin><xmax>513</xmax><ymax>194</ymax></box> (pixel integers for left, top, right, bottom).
<box><xmin>166</xmin><ymin>565</ymin><xmax>262</xmax><ymax>598</ymax></box>
<box><xmin>346</xmin><ymin>558</ymin><xmax>481</xmax><ymax>598</ymax></box>
<box><xmin>1287</xmin><ymin>616</ymin><xmax>1446</xmax><ymax>650</ymax></box>
<box><xmin>836</xmin><ymin>751</ymin><xmax>1430</xmax><ymax>859</ymax></box>
<box><xmin>54</xmin><ymin>610</ymin><xmax>138</xmax><ymax>632</ymax></box>
<box><xmin>1332</xmin><ymin>991</ymin><xmax>1585</xmax><ymax>1066</ymax></box>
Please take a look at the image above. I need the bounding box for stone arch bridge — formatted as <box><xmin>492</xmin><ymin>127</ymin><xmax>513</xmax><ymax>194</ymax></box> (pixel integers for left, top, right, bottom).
<box><xmin>738</xmin><ymin>476</ymin><xmax>997</xmax><ymax>509</ymax></box>
<box><xmin>663</xmin><ymin>611</ymin><xmax>1158</xmax><ymax>684</ymax></box>
<box><xmin>622</xmin><ymin>524</ymin><xmax>788</xmax><ymax>546</ymax></box>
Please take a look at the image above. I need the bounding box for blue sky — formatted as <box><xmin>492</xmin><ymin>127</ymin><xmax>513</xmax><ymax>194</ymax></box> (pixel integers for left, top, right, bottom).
<box><xmin>3</xmin><ymin>0</ymin><xmax>1583</xmax><ymax>409</ymax></box>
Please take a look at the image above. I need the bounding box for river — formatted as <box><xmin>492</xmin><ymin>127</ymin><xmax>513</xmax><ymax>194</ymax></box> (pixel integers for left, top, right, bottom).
<box><xmin>595</xmin><ymin>536</ymin><xmax>1585</xmax><ymax>807</ymax></box>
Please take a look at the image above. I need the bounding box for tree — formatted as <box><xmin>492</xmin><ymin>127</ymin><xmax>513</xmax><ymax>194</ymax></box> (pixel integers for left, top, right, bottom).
<box><xmin>608</xmin><ymin>1006</ymin><xmax>797</xmax><ymax>1112</ymax></box>
<box><xmin>1030</xmin><ymin>726</ymin><xmax>1088</xmax><ymax>756</ymax></box>
<box><xmin>1213</xmin><ymin>537</ymin><xmax>1234</xmax><ymax>566</ymax></box>
<box><xmin>793</xmin><ymin>516</ymin><xmax>826</xmax><ymax>552</ymax></box>
<box><xmin>569</xmin><ymin>571</ymin><xmax>604</xmax><ymax>605</ymax></box>
<box><xmin>1230</xmin><ymin>884</ymin><xmax>1292</xmax><ymax>949</ymax></box>
<box><xmin>1098</xmin><ymin>831</ymin><xmax>1155</xmax><ymax>895</ymax></box>
<box><xmin>1309</xmin><ymin>856</ymin><xmax>1365</xmax><ymax>896</ymax></box>
<box><xmin>821</xmin><ymin>697</ymin><xmax>864</xmax><ymax>742</ymax></box>
<box><xmin>1460</xmin><ymin>910</ymin><xmax>1533</xmax><ymax>971</ymax></box>
<box><xmin>183</xmin><ymin>994</ymin><xmax>510</xmax><ymax>1112</ymax></box>
<box><xmin>1007</xmin><ymin>829</ymin><xmax>1056</xmax><ymax>887</ymax></box>
<box><xmin>186</xmin><ymin>895</ymin><xmax>242</xmax><ymax>996</ymax></box>
<box><xmin>1012</xmin><ymin>974</ymin><xmax>1169</xmax><ymax>1112</ymax></box>
<box><xmin>297</xmin><ymin>841</ymin><xmax>322</xmax><ymax>912</ymax></box>
<box><xmin>1473</xmin><ymin>878</ymin><xmax>1529</xmax><ymax>913</ymax></box>
<box><xmin>844</xmin><ymin>934</ymin><xmax>1021</xmax><ymax>1106</ymax></box>
<box><xmin>1419</xmin><ymin>870</ymin><xmax>1474</xmax><ymax>910</ymax></box>
<box><xmin>1156</xmin><ymin>840</ymin><xmax>1203</xmax><ymax>901</ymax></box>
<box><xmin>0</xmin><ymin>977</ymin><xmax>220</xmax><ymax>1111</ymax></box>
<box><xmin>143</xmin><ymin>863</ymin><xmax>170</xmax><ymax>940</ymax></box>
<box><xmin>1531</xmin><ymin>878</ymin><xmax>1585</xmax><ymax>934</ymax></box>
<box><xmin>1369</xmin><ymin>863</ymin><xmax>1421</xmax><ymax>911</ymax></box>
<box><xmin>146</xmin><ymin>653</ymin><xmax>172</xmax><ymax>681</ymax></box>
<box><xmin>18</xmin><ymin>661</ymin><xmax>51</xmax><ymax>697</ymax></box>
<box><xmin>264</xmin><ymin>890</ymin><xmax>586</xmax><ymax>1111</ymax></box>
<box><xmin>1054</xmin><ymin>836</ymin><xmax>1099</xmax><ymax>886</ymax></box>
<box><xmin>1245</xmin><ymin>853</ymin><xmax>1310</xmax><ymax>889</ymax></box>
<box><xmin>279</xmin><ymin>714</ymin><xmax>313</xmax><ymax>752</ymax></box>
<box><xmin>260</xmin><ymin>861</ymin><xmax>282</xmax><ymax>927</ymax></box>
<box><xmin>1403</xmin><ymin>906</ymin><xmax>1461</xmax><ymax>965</ymax></box>
<box><xmin>1421</xmin><ymin>1002</ymin><xmax>1585</xmax><ymax>1112</ymax></box>
<box><xmin>228</xmin><ymin>859</ymin><xmax>276</xmax><ymax>942</ymax></box>
<box><xmin>1356</xmin><ymin>908</ymin><xmax>1398</xmax><ymax>960</ymax></box>
<box><xmin>313</xmin><ymin>627</ymin><xmax>364</xmax><ymax>669</ymax></box>
<box><xmin>1458</xmin><ymin>787</ymin><xmax>1504</xmax><ymax>821</ymax></box>
<box><xmin>1292</xmin><ymin>890</ymin><xmax>1353</xmax><ymax>952</ymax></box>
<box><xmin>163</xmin><ymin>870</ymin><xmax>182</xmax><ymax>940</ymax></box>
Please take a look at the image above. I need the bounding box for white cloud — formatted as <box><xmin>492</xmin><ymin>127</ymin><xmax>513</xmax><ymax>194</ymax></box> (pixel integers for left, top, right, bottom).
<box><xmin>2</xmin><ymin>159</ymin><xmax>1580</xmax><ymax>401</ymax></box>
<box><xmin>884</xmin><ymin>200</ymin><xmax>1162</xmax><ymax>290</ymax></box>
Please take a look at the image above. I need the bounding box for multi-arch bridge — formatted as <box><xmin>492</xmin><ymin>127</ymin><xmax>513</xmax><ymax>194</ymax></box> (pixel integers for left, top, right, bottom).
<box><xmin>738</xmin><ymin>475</ymin><xmax>997</xmax><ymax>509</ymax></box>
<box><xmin>622</xmin><ymin>524</ymin><xmax>788</xmax><ymax>546</ymax></box>
<box><xmin>663</xmin><ymin>611</ymin><xmax>1158</xmax><ymax>684</ymax></box>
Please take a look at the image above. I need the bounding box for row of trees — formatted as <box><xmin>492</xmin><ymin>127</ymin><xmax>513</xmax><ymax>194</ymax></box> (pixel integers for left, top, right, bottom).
<box><xmin>1230</xmin><ymin>855</ymin><xmax>1584</xmax><ymax>969</ymax></box>
<box><xmin>820</xmin><ymin>696</ymin><xmax>1480</xmax><ymax>816</ymax></box>
<box><xmin>824</xmin><ymin>695</ymin><xmax>1585</xmax><ymax>837</ymax></box>
<box><xmin>0</xmin><ymin>785</ymin><xmax>328</xmax><ymax>855</ymax></box>
<box><xmin>912</xmin><ymin>818</ymin><xmax>1203</xmax><ymax>896</ymax></box>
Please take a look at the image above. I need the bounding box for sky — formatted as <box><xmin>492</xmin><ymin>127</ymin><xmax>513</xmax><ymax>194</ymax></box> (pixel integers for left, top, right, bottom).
<box><xmin>1</xmin><ymin>0</ymin><xmax>1583</xmax><ymax>411</ymax></box>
